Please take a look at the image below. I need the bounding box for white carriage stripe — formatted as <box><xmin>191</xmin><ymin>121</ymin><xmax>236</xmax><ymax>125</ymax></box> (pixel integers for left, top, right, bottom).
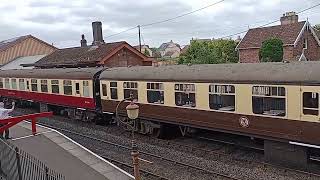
<box><xmin>289</xmin><ymin>141</ymin><xmax>320</xmax><ymax>149</ymax></box>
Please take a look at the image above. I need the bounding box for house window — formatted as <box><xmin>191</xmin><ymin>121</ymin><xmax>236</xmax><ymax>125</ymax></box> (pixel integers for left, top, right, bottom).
<box><xmin>252</xmin><ymin>86</ymin><xmax>286</xmax><ymax>116</ymax></box>
<box><xmin>51</xmin><ymin>80</ymin><xmax>59</xmax><ymax>94</ymax></box>
<box><xmin>175</xmin><ymin>83</ymin><xmax>196</xmax><ymax>107</ymax></box>
<box><xmin>303</xmin><ymin>92</ymin><xmax>318</xmax><ymax>115</ymax></box>
<box><xmin>102</xmin><ymin>83</ymin><xmax>107</xmax><ymax>97</ymax></box>
<box><xmin>63</xmin><ymin>80</ymin><xmax>72</xmax><ymax>95</ymax></box>
<box><xmin>303</xmin><ymin>38</ymin><xmax>308</xmax><ymax>49</ymax></box>
<box><xmin>83</xmin><ymin>81</ymin><xmax>90</xmax><ymax>97</ymax></box>
<box><xmin>31</xmin><ymin>79</ymin><xmax>38</xmax><ymax>92</ymax></box>
<box><xmin>123</xmin><ymin>82</ymin><xmax>138</xmax><ymax>100</ymax></box>
<box><xmin>147</xmin><ymin>83</ymin><xmax>164</xmax><ymax>104</ymax></box>
<box><xmin>11</xmin><ymin>79</ymin><xmax>17</xmax><ymax>89</ymax></box>
<box><xmin>41</xmin><ymin>80</ymin><xmax>48</xmax><ymax>92</ymax></box>
<box><xmin>4</xmin><ymin>78</ymin><xmax>10</xmax><ymax>89</ymax></box>
<box><xmin>110</xmin><ymin>82</ymin><xmax>118</xmax><ymax>100</ymax></box>
<box><xmin>0</xmin><ymin>79</ymin><xmax>3</xmax><ymax>88</ymax></box>
<box><xmin>19</xmin><ymin>79</ymin><xmax>25</xmax><ymax>90</ymax></box>
<box><xmin>209</xmin><ymin>84</ymin><xmax>235</xmax><ymax>111</ymax></box>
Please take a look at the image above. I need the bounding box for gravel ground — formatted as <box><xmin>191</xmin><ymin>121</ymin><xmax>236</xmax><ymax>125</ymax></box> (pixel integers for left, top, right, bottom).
<box><xmin>14</xmin><ymin>108</ymin><xmax>320</xmax><ymax>180</ymax></box>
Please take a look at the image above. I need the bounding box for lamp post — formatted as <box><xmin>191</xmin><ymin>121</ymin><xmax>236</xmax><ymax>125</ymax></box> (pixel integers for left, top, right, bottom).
<box><xmin>115</xmin><ymin>97</ymin><xmax>141</xmax><ymax>180</ymax></box>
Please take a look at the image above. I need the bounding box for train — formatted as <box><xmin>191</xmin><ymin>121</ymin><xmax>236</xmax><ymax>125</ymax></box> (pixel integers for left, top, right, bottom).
<box><xmin>0</xmin><ymin>61</ymin><xmax>319</xmax><ymax>169</ymax></box>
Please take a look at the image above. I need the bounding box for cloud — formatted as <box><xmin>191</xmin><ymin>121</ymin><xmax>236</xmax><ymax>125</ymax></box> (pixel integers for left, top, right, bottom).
<box><xmin>0</xmin><ymin>0</ymin><xmax>319</xmax><ymax>48</ymax></box>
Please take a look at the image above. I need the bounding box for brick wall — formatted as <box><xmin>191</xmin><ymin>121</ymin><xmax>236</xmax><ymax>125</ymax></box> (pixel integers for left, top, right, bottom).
<box><xmin>239</xmin><ymin>48</ymin><xmax>260</xmax><ymax>63</ymax></box>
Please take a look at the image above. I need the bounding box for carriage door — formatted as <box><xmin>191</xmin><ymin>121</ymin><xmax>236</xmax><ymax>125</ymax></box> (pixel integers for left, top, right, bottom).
<box><xmin>75</xmin><ymin>81</ymin><xmax>81</xmax><ymax>97</ymax></box>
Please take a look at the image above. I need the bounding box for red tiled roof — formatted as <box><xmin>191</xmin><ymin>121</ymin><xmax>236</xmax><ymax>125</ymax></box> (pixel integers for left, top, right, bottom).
<box><xmin>237</xmin><ymin>21</ymin><xmax>306</xmax><ymax>49</ymax></box>
<box><xmin>35</xmin><ymin>41</ymin><xmax>151</xmax><ymax>68</ymax></box>
<box><xmin>0</xmin><ymin>35</ymin><xmax>56</xmax><ymax>53</ymax></box>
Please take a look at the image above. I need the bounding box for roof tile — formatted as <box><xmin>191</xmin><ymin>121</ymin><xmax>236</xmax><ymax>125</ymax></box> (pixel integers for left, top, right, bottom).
<box><xmin>237</xmin><ymin>21</ymin><xmax>306</xmax><ymax>49</ymax></box>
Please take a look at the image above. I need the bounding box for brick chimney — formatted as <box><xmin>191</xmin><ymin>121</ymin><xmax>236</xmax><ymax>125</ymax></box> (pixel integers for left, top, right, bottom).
<box><xmin>92</xmin><ymin>21</ymin><xmax>105</xmax><ymax>45</ymax></box>
<box><xmin>80</xmin><ymin>34</ymin><xmax>87</xmax><ymax>47</ymax></box>
<box><xmin>280</xmin><ymin>12</ymin><xmax>298</xmax><ymax>25</ymax></box>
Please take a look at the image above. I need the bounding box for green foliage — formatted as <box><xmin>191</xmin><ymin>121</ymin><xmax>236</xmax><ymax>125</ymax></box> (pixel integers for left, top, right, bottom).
<box><xmin>259</xmin><ymin>38</ymin><xmax>283</xmax><ymax>62</ymax></box>
<box><xmin>314</xmin><ymin>24</ymin><xmax>320</xmax><ymax>32</ymax></box>
<box><xmin>178</xmin><ymin>39</ymin><xmax>238</xmax><ymax>64</ymax></box>
<box><xmin>143</xmin><ymin>49</ymin><xmax>150</xmax><ymax>57</ymax></box>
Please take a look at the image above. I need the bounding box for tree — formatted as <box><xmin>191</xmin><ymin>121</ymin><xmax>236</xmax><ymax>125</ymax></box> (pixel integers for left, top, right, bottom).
<box><xmin>259</xmin><ymin>38</ymin><xmax>283</xmax><ymax>62</ymax></box>
<box><xmin>314</xmin><ymin>24</ymin><xmax>320</xmax><ymax>32</ymax></box>
<box><xmin>178</xmin><ymin>39</ymin><xmax>238</xmax><ymax>64</ymax></box>
<box><xmin>144</xmin><ymin>49</ymin><xmax>150</xmax><ymax>57</ymax></box>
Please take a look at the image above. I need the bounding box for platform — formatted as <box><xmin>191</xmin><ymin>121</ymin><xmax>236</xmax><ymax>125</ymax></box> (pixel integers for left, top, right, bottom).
<box><xmin>7</xmin><ymin>121</ymin><xmax>134</xmax><ymax>180</ymax></box>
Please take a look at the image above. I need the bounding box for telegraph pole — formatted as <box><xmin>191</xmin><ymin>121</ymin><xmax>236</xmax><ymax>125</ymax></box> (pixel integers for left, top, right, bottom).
<box><xmin>138</xmin><ymin>25</ymin><xmax>142</xmax><ymax>52</ymax></box>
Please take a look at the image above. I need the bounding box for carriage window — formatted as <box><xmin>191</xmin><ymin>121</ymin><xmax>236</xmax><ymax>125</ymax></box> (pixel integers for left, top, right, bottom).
<box><xmin>147</xmin><ymin>83</ymin><xmax>164</xmax><ymax>104</ymax></box>
<box><xmin>209</xmin><ymin>84</ymin><xmax>235</xmax><ymax>111</ymax></box>
<box><xmin>303</xmin><ymin>92</ymin><xmax>318</xmax><ymax>115</ymax></box>
<box><xmin>102</xmin><ymin>84</ymin><xmax>107</xmax><ymax>96</ymax></box>
<box><xmin>31</xmin><ymin>79</ymin><xmax>38</xmax><ymax>92</ymax></box>
<box><xmin>0</xmin><ymin>79</ymin><xmax>3</xmax><ymax>88</ymax></box>
<box><xmin>110</xmin><ymin>82</ymin><xmax>118</xmax><ymax>99</ymax></box>
<box><xmin>19</xmin><ymin>79</ymin><xmax>25</xmax><ymax>90</ymax></box>
<box><xmin>123</xmin><ymin>82</ymin><xmax>138</xmax><ymax>100</ymax></box>
<box><xmin>63</xmin><ymin>80</ymin><xmax>72</xmax><ymax>95</ymax></box>
<box><xmin>252</xmin><ymin>86</ymin><xmax>286</xmax><ymax>116</ymax></box>
<box><xmin>175</xmin><ymin>83</ymin><xmax>196</xmax><ymax>107</ymax></box>
<box><xmin>11</xmin><ymin>79</ymin><xmax>17</xmax><ymax>89</ymax></box>
<box><xmin>41</xmin><ymin>80</ymin><xmax>48</xmax><ymax>92</ymax></box>
<box><xmin>4</xmin><ymin>78</ymin><xmax>10</xmax><ymax>89</ymax></box>
<box><xmin>83</xmin><ymin>81</ymin><xmax>90</xmax><ymax>97</ymax></box>
<box><xmin>51</xmin><ymin>80</ymin><xmax>59</xmax><ymax>94</ymax></box>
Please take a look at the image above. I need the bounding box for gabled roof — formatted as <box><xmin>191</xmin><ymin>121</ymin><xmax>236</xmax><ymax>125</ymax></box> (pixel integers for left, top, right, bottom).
<box><xmin>236</xmin><ymin>21</ymin><xmax>317</xmax><ymax>49</ymax></box>
<box><xmin>34</xmin><ymin>41</ymin><xmax>151</xmax><ymax>68</ymax></box>
<box><xmin>0</xmin><ymin>35</ymin><xmax>56</xmax><ymax>53</ymax></box>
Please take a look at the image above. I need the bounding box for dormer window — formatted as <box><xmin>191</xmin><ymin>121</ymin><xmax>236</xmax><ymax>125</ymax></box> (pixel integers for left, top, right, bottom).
<box><xmin>303</xmin><ymin>38</ymin><xmax>308</xmax><ymax>49</ymax></box>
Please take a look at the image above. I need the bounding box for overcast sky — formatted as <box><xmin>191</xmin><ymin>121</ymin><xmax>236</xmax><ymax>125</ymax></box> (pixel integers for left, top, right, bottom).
<box><xmin>0</xmin><ymin>0</ymin><xmax>319</xmax><ymax>48</ymax></box>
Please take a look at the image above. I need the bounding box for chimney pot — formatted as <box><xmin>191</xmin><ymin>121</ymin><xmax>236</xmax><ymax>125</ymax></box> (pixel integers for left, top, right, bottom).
<box><xmin>80</xmin><ymin>34</ymin><xmax>87</xmax><ymax>47</ymax></box>
<box><xmin>280</xmin><ymin>11</ymin><xmax>298</xmax><ymax>25</ymax></box>
<box><xmin>92</xmin><ymin>21</ymin><xmax>105</xmax><ymax>45</ymax></box>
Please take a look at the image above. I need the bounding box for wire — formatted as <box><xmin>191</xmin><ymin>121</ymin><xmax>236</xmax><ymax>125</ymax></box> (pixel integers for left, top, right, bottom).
<box><xmin>141</xmin><ymin>0</ymin><xmax>225</xmax><ymax>27</ymax></box>
<box><xmin>219</xmin><ymin>2</ymin><xmax>320</xmax><ymax>39</ymax></box>
<box><xmin>105</xmin><ymin>0</ymin><xmax>226</xmax><ymax>39</ymax></box>
<box><xmin>105</xmin><ymin>26</ymin><xmax>137</xmax><ymax>39</ymax></box>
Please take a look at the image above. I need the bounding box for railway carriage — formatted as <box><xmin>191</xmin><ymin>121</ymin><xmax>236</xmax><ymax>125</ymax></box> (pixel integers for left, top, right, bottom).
<box><xmin>0</xmin><ymin>62</ymin><xmax>319</xmax><ymax>169</ymax></box>
<box><xmin>99</xmin><ymin>62</ymin><xmax>320</xmax><ymax>169</ymax></box>
<box><xmin>0</xmin><ymin>68</ymin><xmax>104</xmax><ymax>120</ymax></box>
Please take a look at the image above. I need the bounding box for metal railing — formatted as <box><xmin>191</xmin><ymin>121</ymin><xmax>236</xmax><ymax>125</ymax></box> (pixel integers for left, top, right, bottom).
<box><xmin>0</xmin><ymin>139</ymin><xmax>65</xmax><ymax>180</ymax></box>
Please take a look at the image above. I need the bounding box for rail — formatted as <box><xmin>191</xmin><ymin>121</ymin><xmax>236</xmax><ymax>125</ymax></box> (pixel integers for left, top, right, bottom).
<box><xmin>0</xmin><ymin>112</ymin><xmax>53</xmax><ymax>135</ymax></box>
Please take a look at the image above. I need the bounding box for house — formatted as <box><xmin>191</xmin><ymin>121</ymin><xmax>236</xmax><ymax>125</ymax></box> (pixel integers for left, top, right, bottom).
<box><xmin>35</xmin><ymin>22</ymin><xmax>152</xmax><ymax>68</ymax></box>
<box><xmin>133</xmin><ymin>45</ymin><xmax>153</xmax><ymax>57</ymax></box>
<box><xmin>158</xmin><ymin>40</ymin><xmax>181</xmax><ymax>58</ymax></box>
<box><xmin>181</xmin><ymin>45</ymin><xmax>190</xmax><ymax>55</ymax></box>
<box><xmin>0</xmin><ymin>35</ymin><xmax>56</xmax><ymax>65</ymax></box>
<box><xmin>236</xmin><ymin>12</ymin><xmax>320</xmax><ymax>63</ymax></box>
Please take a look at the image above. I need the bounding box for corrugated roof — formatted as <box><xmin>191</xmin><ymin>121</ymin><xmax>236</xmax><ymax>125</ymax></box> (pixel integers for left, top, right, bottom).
<box><xmin>237</xmin><ymin>21</ymin><xmax>306</xmax><ymax>49</ymax></box>
<box><xmin>100</xmin><ymin>61</ymin><xmax>320</xmax><ymax>85</ymax></box>
<box><xmin>0</xmin><ymin>35</ymin><xmax>30</xmax><ymax>52</ymax></box>
<box><xmin>0</xmin><ymin>54</ymin><xmax>47</xmax><ymax>70</ymax></box>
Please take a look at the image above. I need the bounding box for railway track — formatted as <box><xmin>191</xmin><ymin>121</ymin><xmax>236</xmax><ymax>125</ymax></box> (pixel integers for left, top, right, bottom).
<box><xmin>35</xmin><ymin>121</ymin><xmax>242</xmax><ymax>180</ymax></box>
<box><xmin>169</xmin><ymin>136</ymin><xmax>320</xmax><ymax>179</ymax></box>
